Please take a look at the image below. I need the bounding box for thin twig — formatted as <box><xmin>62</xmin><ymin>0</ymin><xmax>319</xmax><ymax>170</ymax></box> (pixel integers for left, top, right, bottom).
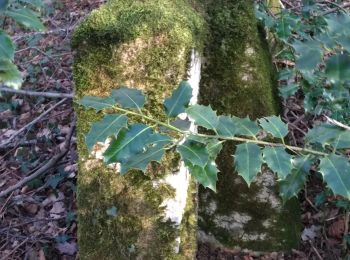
<box><xmin>0</xmin><ymin>86</ymin><xmax>74</xmax><ymax>99</ymax></box>
<box><xmin>317</xmin><ymin>2</ymin><xmax>350</xmax><ymax>16</ymax></box>
<box><xmin>325</xmin><ymin>116</ymin><xmax>350</xmax><ymax>131</ymax></box>
<box><xmin>0</xmin><ymin>98</ymin><xmax>68</xmax><ymax>148</ymax></box>
<box><xmin>309</xmin><ymin>240</ymin><xmax>323</xmax><ymax>260</ymax></box>
<box><xmin>0</xmin><ymin>123</ymin><xmax>75</xmax><ymax>198</ymax></box>
<box><xmin>0</xmin><ymin>238</ymin><xmax>29</xmax><ymax>260</ymax></box>
<box><xmin>343</xmin><ymin>211</ymin><xmax>350</xmax><ymax>251</ymax></box>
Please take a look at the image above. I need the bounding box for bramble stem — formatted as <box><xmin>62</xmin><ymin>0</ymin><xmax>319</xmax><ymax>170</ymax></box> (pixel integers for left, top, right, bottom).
<box><xmin>113</xmin><ymin>106</ymin><xmax>328</xmax><ymax>157</ymax></box>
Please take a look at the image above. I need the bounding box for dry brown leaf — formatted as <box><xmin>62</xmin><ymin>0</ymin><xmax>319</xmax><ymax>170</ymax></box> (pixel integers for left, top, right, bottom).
<box><xmin>328</xmin><ymin>218</ymin><xmax>345</xmax><ymax>239</ymax></box>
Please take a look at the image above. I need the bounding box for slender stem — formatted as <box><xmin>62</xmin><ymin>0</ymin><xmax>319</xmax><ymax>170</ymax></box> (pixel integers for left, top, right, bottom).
<box><xmin>113</xmin><ymin>106</ymin><xmax>328</xmax><ymax>157</ymax></box>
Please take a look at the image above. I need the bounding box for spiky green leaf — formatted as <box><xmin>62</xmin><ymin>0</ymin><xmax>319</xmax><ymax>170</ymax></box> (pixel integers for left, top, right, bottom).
<box><xmin>279</xmin><ymin>156</ymin><xmax>311</xmax><ymax>202</ymax></box>
<box><xmin>85</xmin><ymin>114</ymin><xmax>128</xmax><ymax>152</ymax></box>
<box><xmin>319</xmin><ymin>154</ymin><xmax>350</xmax><ymax>200</ymax></box>
<box><xmin>112</xmin><ymin>87</ymin><xmax>146</xmax><ymax>110</ymax></box>
<box><xmin>263</xmin><ymin>147</ymin><xmax>293</xmax><ymax>179</ymax></box>
<box><xmin>79</xmin><ymin>96</ymin><xmax>115</xmax><ymax>111</ymax></box>
<box><xmin>103</xmin><ymin>124</ymin><xmax>153</xmax><ymax>164</ymax></box>
<box><xmin>120</xmin><ymin>134</ymin><xmax>172</xmax><ymax>174</ymax></box>
<box><xmin>234</xmin><ymin>143</ymin><xmax>263</xmax><ymax>186</ymax></box>
<box><xmin>216</xmin><ymin>116</ymin><xmax>237</xmax><ymax>137</ymax></box>
<box><xmin>186</xmin><ymin>104</ymin><xmax>219</xmax><ymax>131</ymax></box>
<box><xmin>325</xmin><ymin>54</ymin><xmax>350</xmax><ymax>82</ymax></box>
<box><xmin>0</xmin><ymin>31</ymin><xmax>14</xmax><ymax>60</ymax></box>
<box><xmin>259</xmin><ymin>116</ymin><xmax>288</xmax><ymax>139</ymax></box>
<box><xmin>207</xmin><ymin>140</ymin><xmax>223</xmax><ymax>159</ymax></box>
<box><xmin>189</xmin><ymin>161</ymin><xmax>219</xmax><ymax>192</ymax></box>
<box><xmin>305</xmin><ymin>124</ymin><xmax>350</xmax><ymax>149</ymax></box>
<box><xmin>164</xmin><ymin>81</ymin><xmax>192</xmax><ymax>117</ymax></box>
<box><xmin>6</xmin><ymin>8</ymin><xmax>45</xmax><ymax>31</ymax></box>
<box><xmin>279</xmin><ymin>84</ymin><xmax>299</xmax><ymax>99</ymax></box>
<box><xmin>177</xmin><ymin>139</ymin><xmax>209</xmax><ymax>168</ymax></box>
<box><xmin>232</xmin><ymin>117</ymin><xmax>260</xmax><ymax>137</ymax></box>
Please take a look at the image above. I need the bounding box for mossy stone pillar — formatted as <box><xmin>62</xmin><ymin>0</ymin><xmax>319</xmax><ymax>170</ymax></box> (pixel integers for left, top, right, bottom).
<box><xmin>72</xmin><ymin>0</ymin><xmax>204</xmax><ymax>259</ymax></box>
<box><xmin>197</xmin><ymin>0</ymin><xmax>300</xmax><ymax>251</ymax></box>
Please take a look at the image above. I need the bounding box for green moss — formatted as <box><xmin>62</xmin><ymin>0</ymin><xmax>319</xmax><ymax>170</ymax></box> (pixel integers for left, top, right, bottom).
<box><xmin>73</xmin><ymin>0</ymin><xmax>205</xmax><ymax>259</ymax></box>
<box><xmin>197</xmin><ymin>0</ymin><xmax>300</xmax><ymax>252</ymax></box>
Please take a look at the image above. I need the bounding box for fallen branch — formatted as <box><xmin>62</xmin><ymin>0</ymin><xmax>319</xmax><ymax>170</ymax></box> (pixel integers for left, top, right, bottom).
<box><xmin>0</xmin><ymin>98</ymin><xmax>69</xmax><ymax>148</ymax></box>
<box><xmin>0</xmin><ymin>123</ymin><xmax>75</xmax><ymax>198</ymax></box>
<box><xmin>0</xmin><ymin>86</ymin><xmax>74</xmax><ymax>99</ymax></box>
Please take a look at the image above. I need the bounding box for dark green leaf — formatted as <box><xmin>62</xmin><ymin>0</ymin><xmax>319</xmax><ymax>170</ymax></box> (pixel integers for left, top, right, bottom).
<box><xmin>103</xmin><ymin>124</ymin><xmax>153</xmax><ymax>164</ymax></box>
<box><xmin>232</xmin><ymin>117</ymin><xmax>260</xmax><ymax>137</ymax></box>
<box><xmin>112</xmin><ymin>87</ymin><xmax>145</xmax><ymax>110</ymax></box>
<box><xmin>186</xmin><ymin>104</ymin><xmax>219</xmax><ymax>131</ymax></box>
<box><xmin>279</xmin><ymin>84</ymin><xmax>299</xmax><ymax>99</ymax></box>
<box><xmin>259</xmin><ymin>116</ymin><xmax>288</xmax><ymax>139</ymax></box>
<box><xmin>170</xmin><ymin>118</ymin><xmax>191</xmax><ymax>131</ymax></box>
<box><xmin>164</xmin><ymin>81</ymin><xmax>192</xmax><ymax>117</ymax></box>
<box><xmin>291</xmin><ymin>40</ymin><xmax>322</xmax><ymax>71</ymax></box>
<box><xmin>263</xmin><ymin>147</ymin><xmax>293</xmax><ymax>179</ymax></box>
<box><xmin>305</xmin><ymin>124</ymin><xmax>350</xmax><ymax>149</ymax></box>
<box><xmin>6</xmin><ymin>8</ymin><xmax>45</xmax><ymax>31</ymax></box>
<box><xmin>216</xmin><ymin>116</ymin><xmax>237</xmax><ymax>137</ymax></box>
<box><xmin>79</xmin><ymin>96</ymin><xmax>115</xmax><ymax>111</ymax></box>
<box><xmin>85</xmin><ymin>114</ymin><xmax>128</xmax><ymax>152</ymax></box>
<box><xmin>319</xmin><ymin>154</ymin><xmax>350</xmax><ymax>200</ymax></box>
<box><xmin>189</xmin><ymin>162</ymin><xmax>219</xmax><ymax>192</ymax></box>
<box><xmin>234</xmin><ymin>143</ymin><xmax>263</xmax><ymax>186</ymax></box>
<box><xmin>0</xmin><ymin>30</ymin><xmax>14</xmax><ymax>60</ymax></box>
<box><xmin>207</xmin><ymin>140</ymin><xmax>223</xmax><ymax>159</ymax></box>
<box><xmin>279</xmin><ymin>156</ymin><xmax>311</xmax><ymax>202</ymax></box>
<box><xmin>120</xmin><ymin>134</ymin><xmax>171</xmax><ymax>174</ymax></box>
<box><xmin>177</xmin><ymin>139</ymin><xmax>209</xmax><ymax>168</ymax></box>
<box><xmin>325</xmin><ymin>54</ymin><xmax>350</xmax><ymax>82</ymax></box>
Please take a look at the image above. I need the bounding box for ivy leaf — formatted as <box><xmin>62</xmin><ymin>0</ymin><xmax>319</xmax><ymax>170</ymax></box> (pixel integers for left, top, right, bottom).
<box><xmin>0</xmin><ymin>30</ymin><xmax>14</xmax><ymax>60</ymax></box>
<box><xmin>103</xmin><ymin>124</ymin><xmax>153</xmax><ymax>164</ymax></box>
<box><xmin>325</xmin><ymin>54</ymin><xmax>350</xmax><ymax>82</ymax></box>
<box><xmin>259</xmin><ymin>116</ymin><xmax>288</xmax><ymax>139</ymax></box>
<box><xmin>79</xmin><ymin>96</ymin><xmax>115</xmax><ymax>111</ymax></box>
<box><xmin>112</xmin><ymin>87</ymin><xmax>146</xmax><ymax>110</ymax></box>
<box><xmin>216</xmin><ymin>116</ymin><xmax>237</xmax><ymax>137</ymax></box>
<box><xmin>0</xmin><ymin>59</ymin><xmax>22</xmax><ymax>89</ymax></box>
<box><xmin>305</xmin><ymin>124</ymin><xmax>350</xmax><ymax>149</ymax></box>
<box><xmin>319</xmin><ymin>154</ymin><xmax>350</xmax><ymax>200</ymax></box>
<box><xmin>279</xmin><ymin>156</ymin><xmax>311</xmax><ymax>202</ymax></box>
<box><xmin>188</xmin><ymin>161</ymin><xmax>219</xmax><ymax>192</ymax></box>
<box><xmin>232</xmin><ymin>117</ymin><xmax>260</xmax><ymax>137</ymax></box>
<box><xmin>177</xmin><ymin>139</ymin><xmax>209</xmax><ymax>168</ymax></box>
<box><xmin>186</xmin><ymin>104</ymin><xmax>219</xmax><ymax>131</ymax></box>
<box><xmin>234</xmin><ymin>143</ymin><xmax>263</xmax><ymax>186</ymax></box>
<box><xmin>263</xmin><ymin>147</ymin><xmax>293</xmax><ymax>180</ymax></box>
<box><xmin>85</xmin><ymin>114</ymin><xmax>128</xmax><ymax>152</ymax></box>
<box><xmin>120</xmin><ymin>134</ymin><xmax>172</xmax><ymax>174</ymax></box>
<box><xmin>163</xmin><ymin>81</ymin><xmax>192</xmax><ymax>117</ymax></box>
<box><xmin>6</xmin><ymin>8</ymin><xmax>45</xmax><ymax>31</ymax></box>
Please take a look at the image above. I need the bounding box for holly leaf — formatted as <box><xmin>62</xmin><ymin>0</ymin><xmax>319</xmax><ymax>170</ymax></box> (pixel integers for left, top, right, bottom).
<box><xmin>216</xmin><ymin>116</ymin><xmax>237</xmax><ymax>137</ymax></box>
<box><xmin>6</xmin><ymin>8</ymin><xmax>45</xmax><ymax>31</ymax></box>
<box><xmin>207</xmin><ymin>140</ymin><xmax>223</xmax><ymax>159</ymax></box>
<box><xmin>85</xmin><ymin>114</ymin><xmax>128</xmax><ymax>152</ymax></box>
<box><xmin>170</xmin><ymin>118</ymin><xmax>191</xmax><ymax>131</ymax></box>
<box><xmin>120</xmin><ymin>134</ymin><xmax>171</xmax><ymax>174</ymax></box>
<box><xmin>259</xmin><ymin>116</ymin><xmax>288</xmax><ymax>139</ymax></box>
<box><xmin>279</xmin><ymin>156</ymin><xmax>311</xmax><ymax>202</ymax></box>
<box><xmin>305</xmin><ymin>124</ymin><xmax>350</xmax><ymax>149</ymax></box>
<box><xmin>103</xmin><ymin>124</ymin><xmax>153</xmax><ymax>164</ymax></box>
<box><xmin>234</xmin><ymin>143</ymin><xmax>263</xmax><ymax>186</ymax></box>
<box><xmin>263</xmin><ymin>147</ymin><xmax>293</xmax><ymax>179</ymax></box>
<box><xmin>279</xmin><ymin>84</ymin><xmax>299</xmax><ymax>99</ymax></box>
<box><xmin>0</xmin><ymin>30</ymin><xmax>14</xmax><ymax>60</ymax></box>
<box><xmin>177</xmin><ymin>139</ymin><xmax>209</xmax><ymax>168</ymax></box>
<box><xmin>79</xmin><ymin>96</ymin><xmax>115</xmax><ymax>111</ymax></box>
<box><xmin>325</xmin><ymin>54</ymin><xmax>350</xmax><ymax>82</ymax></box>
<box><xmin>291</xmin><ymin>39</ymin><xmax>323</xmax><ymax>71</ymax></box>
<box><xmin>163</xmin><ymin>81</ymin><xmax>192</xmax><ymax>117</ymax></box>
<box><xmin>186</xmin><ymin>104</ymin><xmax>219</xmax><ymax>131</ymax></box>
<box><xmin>112</xmin><ymin>87</ymin><xmax>146</xmax><ymax>110</ymax></box>
<box><xmin>319</xmin><ymin>154</ymin><xmax>350</xmax><ymax>200</ymax></box>
<box><xmin>188</xmin><ymin>161</ymin><xmax>219</xmax><ymax>192</ymax></box>
<box><xmin>232</xmin><ymin>117</ymin><xmax>260</xmax><ymax>137</ymax></box>
<box><xmin>0</xmin><ymin>59</ymin><xmax>22</xmax><ymax>89</ymax></box>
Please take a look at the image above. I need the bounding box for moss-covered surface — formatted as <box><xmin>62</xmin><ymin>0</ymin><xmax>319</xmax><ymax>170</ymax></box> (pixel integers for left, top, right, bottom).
<box><xmin>197</xmin><ymin>0</ymin><xmax>300</xmax><ymax>251</ymax></box>
<box><xmin>73</xmin><ymin>0</ymin><xmax>205</xmax><ymax>259</ymax></box>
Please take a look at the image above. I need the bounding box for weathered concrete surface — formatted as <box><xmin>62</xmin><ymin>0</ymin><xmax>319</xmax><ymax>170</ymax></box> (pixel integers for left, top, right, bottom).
<box><xmin>72</xmin><ymin>0</ymin><xmax>205</xmax><ymax>259</ymax></box>
<box><xmin>197</xmin><ymin>0</ymin><xmax>300</xmax><ymax>251</ymax></box>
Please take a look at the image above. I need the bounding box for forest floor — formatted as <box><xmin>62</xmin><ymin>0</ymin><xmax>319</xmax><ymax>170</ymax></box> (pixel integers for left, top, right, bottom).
<box><xmin>0</xmin><ymin>0</ymin><xmax>349</xmax><ymax>259</ymax></box>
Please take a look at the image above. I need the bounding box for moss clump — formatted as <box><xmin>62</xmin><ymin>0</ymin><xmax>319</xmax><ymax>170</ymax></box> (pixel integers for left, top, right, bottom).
<box><xmin>73</xmin><ymin>0</ymin><xmax>205</xmax><ymax>259</ymax></box>
<box><xmin>197</xmin><ymin>0</ymin><xmax>300</xmax><ymax>252</ymax></box>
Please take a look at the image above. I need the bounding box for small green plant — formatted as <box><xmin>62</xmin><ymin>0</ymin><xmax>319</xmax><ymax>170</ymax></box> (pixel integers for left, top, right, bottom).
<box><xmin>0</xmin><ymin>0</ymin><xmax>45</xmax><ymax>89</ymax></box>
<box><xmin>78</xmin><ymin>81</ymin><xmax>350</xmax><ymax>202</ymax></box>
